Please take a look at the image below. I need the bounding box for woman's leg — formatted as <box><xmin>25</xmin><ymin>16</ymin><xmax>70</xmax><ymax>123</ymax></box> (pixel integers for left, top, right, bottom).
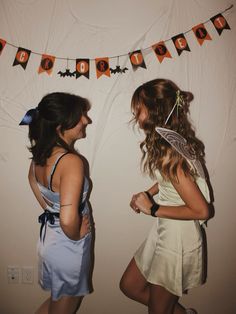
<box><xmin>48</xmin><ymin>296</ymin><xmax>83</xmax><ymax>314</ymax></box>
<box><xmin>149</xmin><ymin>283</ymin><xmax>179</xmax><ymax>314</ymax></box>
<box><xmin>35</xmin><ymin>295</ymin><xmax>83</xmax><ymax>314</ymax></box>
<box><xmin>35</xmin><ymin>298</ymin><xmax>50</xmax><ymax>314</ymax></box>
<box><xmin>175</xmin><ymin>303</ymin><xmax>187</xmax><ymax>314</ymax></box>
<box><xmin>120</xmin><ymin>257</ymin><xmax>149</xmax><ymax>305</ymax></box>
<box><xmin>120</xmin><ymin>258</ymin><xmax>186</xmax><ymax>314</ymax></box>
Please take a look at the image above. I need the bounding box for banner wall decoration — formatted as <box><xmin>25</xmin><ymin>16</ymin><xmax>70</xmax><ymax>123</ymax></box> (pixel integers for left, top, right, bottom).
<box><xmin>13</xmin><ymin>47</ymin><xmax>31</xmax><ymax>69</ymax></box>
<box><xmin>192</xmin><ymin>24</ymin><xmax>212</xmax><ymax>46</ymax></box>
<box><xmin>0</xmin><ymin>39</ymin><xmax>6</xmax><ymax>55</ymax></box>
<box><xmin>38</xmin><ymin>54</ymin><xmax>55</xmax><ymax>75</ymax></box>
<box><xmin>211</xmin><ymin>13</ymin><xmax>231</xmax><ymax>35</ymax></box>
<box><xmin>129</xmin><ymin>50</ymin><xmax>147</xmax><ymax>70</ymax></box>
<box><xmin>95</xmin><ymin>58</ymin><xmax>110</xmax><ymax>78</ymax></box>
<box><xmin>0</xmin><ymin>5</ymin><xmax>233</xmax><ymax>79</ymax></box>
<box><xmin>172</xmin><ymin>33</ymin><xmax>191</xmax><ymax>56</ymax></box>
<box><xmin>152</xmin><ymin>41</ymin><xmax>172</xmax><ymax>63</ymax></box>
<box><xmin>76</xmin><ymin>59</ymin><xmax>90</xmax><ymax>79</ymax></box>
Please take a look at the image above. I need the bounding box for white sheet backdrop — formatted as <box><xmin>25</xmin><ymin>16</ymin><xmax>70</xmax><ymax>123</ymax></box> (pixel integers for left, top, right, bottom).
<box><xmin>0</xmin><ymin>1</ymin><xmax>235</xmax><ymax>313</ymax></box>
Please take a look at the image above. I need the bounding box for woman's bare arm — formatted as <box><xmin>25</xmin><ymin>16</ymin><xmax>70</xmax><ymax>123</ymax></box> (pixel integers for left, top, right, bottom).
<box><xmin>59</xmin><ymin>154</ymin><xmax>87</xmax><ymax>240</ymax></box>
<box><xmin>134</xmin><ymin>167</ymin><xmax>209</xmax><ymax>220</ymax></box>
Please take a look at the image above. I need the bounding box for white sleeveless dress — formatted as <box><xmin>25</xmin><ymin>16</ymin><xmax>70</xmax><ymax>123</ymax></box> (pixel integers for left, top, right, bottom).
<box><xmin>134</xmin><ymin>170</ymin><xmax>210</xmax><ymax>296</ymax></box>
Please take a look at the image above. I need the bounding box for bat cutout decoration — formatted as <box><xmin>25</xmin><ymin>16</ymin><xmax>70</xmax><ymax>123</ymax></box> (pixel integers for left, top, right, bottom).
<box><xmin>57</xmin><ymin>69</ymin><xmax>76</xmax><ymax>77</ymax></box>
<box><xmin>110</xmin><ymin>65</ymin><xmax>128</xmax><ymax>74</ymax></box>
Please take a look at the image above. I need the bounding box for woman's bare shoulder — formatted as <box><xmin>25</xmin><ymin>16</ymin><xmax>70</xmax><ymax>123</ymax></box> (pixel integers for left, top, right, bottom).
<box><xmin>59</xmin><ymin>153</ymin><xmax>84</xmax><ymax>173</ymax></box>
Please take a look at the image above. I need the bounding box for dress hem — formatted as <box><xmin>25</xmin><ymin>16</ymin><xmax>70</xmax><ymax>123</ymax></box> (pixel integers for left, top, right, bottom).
<box><xmin>134</xmin><ymin>256</ymin><xmax>205</xmax><ymax>297</ymax></box>
<box><xmin>39</xmin><ymin>284</ymin><xmax>92</xmax><ymax>301</ymax></box>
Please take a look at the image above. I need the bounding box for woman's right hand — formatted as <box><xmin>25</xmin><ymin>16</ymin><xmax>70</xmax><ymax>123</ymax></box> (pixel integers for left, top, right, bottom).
<box><xmin>130</xmin><ymin>191</ymin><xmax>154</xmax><ymax>215</ymax></box>
<box><xmin>130</xmin><ymin>193</ymin><xmax>141</xmax><ymax>213</ymax></box>
<box><xmin>79</xmin><ymin>214</ymin><xmax>91</xmax><ymax>239</ymax></box>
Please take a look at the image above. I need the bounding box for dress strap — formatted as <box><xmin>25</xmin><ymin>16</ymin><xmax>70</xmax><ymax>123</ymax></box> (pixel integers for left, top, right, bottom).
<box><xmin>49</xmin><ymin>152</ymin><xmax>69</xmax><ymax>191</ymax></box>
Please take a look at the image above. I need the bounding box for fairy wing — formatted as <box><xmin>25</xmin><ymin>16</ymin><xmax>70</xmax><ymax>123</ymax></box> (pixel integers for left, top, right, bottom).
<box><xmin>155</xmin><ymin>127</ymin><xmax>205</xmax><ymax>178</ymax></box>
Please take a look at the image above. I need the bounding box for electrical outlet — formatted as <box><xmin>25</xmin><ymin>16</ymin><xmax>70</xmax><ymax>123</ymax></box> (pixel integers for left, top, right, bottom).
<box><xmin>22</xmin><ymin>266</ymin><xmax>34</xmax><ymax>284</ymax></box>
<box><xmin>7</xmin><ymin>266</ymin><xmax>20</xmax><ymax>284</ymax></box>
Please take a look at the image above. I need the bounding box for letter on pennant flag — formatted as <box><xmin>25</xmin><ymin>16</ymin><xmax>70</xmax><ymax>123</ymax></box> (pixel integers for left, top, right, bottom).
<box><xmin>172</xmin><ymin>34</ymin><xmax>190</xmax><ymax>56</ymax></box>
<box><xmin>211</xmin><ymin>14</ymin><xmax>230</xmax><ymax>35</ymax></box>
<box><xmin>38</xmin><ymin>54</ymin><xmax>55</xmax><ymax>75</ymax></box>
<box><xmin>129</xmin><ymin>50</ymin><xmax>146</xmax><ymax>70</ymax></box>
<box><xmin>13</xmin><ymin>47</ymin><xmax>31</xmax><ymax>69</ymax></box>
<box><xmin>192</xmin><ymin>24</ymin><xmax>212</xmax><ymax>45</ymax></box>
<box><xmin>95</xmin><ymin>58</ymin><xmax>110</xmax><ymax>78</ymax></box>
<box><xmin>152</xmin><ymin>41</ymin><xmax>172</xmax><ymax>63</ymax></box>
<box><xmin>76</xmin><ymin>59</ymin><xmax>90</xmax><ymax>79</ymax></box>
<box><xmin>0</xmin><ymin>38</ymin><xmax>6</xmax><ymax>55</ymax></box>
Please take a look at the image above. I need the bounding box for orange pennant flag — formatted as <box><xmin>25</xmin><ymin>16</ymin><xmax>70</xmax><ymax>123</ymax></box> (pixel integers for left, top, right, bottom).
<box><xmin>95</xmin><ymin>57</ymin><xmax>110</xmax><ymax>78</ymax></box>
<box><xmin>0</xmin><ymin>38</ymin><xmax>6</xmax><ymax>55</ymax></box>
<box><xmin>152</xmin><ymin>41</ymin><xmax>172</xmax><ymax>63</ymax></box>
<box><xmin>192</xmin><ymin>24</ymin><xmax>212</xmax><ymax>45</ymax></box>
<box><xmin>38</xmin><ymin>54</ymin><xmax>55</xmax><ymax>75</ymax></box>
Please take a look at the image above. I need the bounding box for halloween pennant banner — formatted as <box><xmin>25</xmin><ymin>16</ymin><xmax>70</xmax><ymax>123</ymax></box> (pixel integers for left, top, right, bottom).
<box><xmin>0</xmin><ymin>5</ymin><xmax>233</xmax><ymax>79</ymax></box>
<box><xmin>38</xmin><ymin>54</ymin><xmax>55</xmax><ymax>75</ymax></box>
<box><xmin>211</xmin><ymin>14</ymin><xmax>231</xmax><ymax>35</ymax></box>
<box><xmin>192</xmin><ymin>24</ymin><xmax>212</xmax><ymax>46</ymax></box>
<box><xmin>13</xmin><ymin>47</ymin><xmax>31</xmax><ymax>69</ymax></box>
<box><xmin>95</xmin><ymin>57</ymin><xmax>110</xmax><ymax>78</ymax></box>
<box><xmin>172</xmin><ymin>33</ymin><xmax>191</xmax><ymax>56</ymax></box>
<box><xmin>152</xmin><ymin>41</ymin><xmax>172</xmax><ymax>63</ymax></box>
<box><xmin>129</xmin><ymin>50</ymin><xmax>146</xmax><ymax>70</ymax></box>
<box><xmin>76</xmin><ymin>59</ymin><xmax>90</xmax><ymax>79</ymax></box>
<box><xmin>0</xmin><ymin>38</ymin><xmax>6</xmax><ymax>55</ymax></box>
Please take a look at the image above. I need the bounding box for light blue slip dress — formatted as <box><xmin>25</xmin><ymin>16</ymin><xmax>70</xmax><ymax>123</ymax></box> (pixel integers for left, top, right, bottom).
<box><xmin>34</xmin><ymin>153</ymin><xmax>92</xmax><ymax>301</ymax></box>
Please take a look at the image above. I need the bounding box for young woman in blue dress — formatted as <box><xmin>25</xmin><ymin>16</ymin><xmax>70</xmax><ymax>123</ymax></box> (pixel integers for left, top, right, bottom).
<box><xmin>20</xmin><ymin>92</ymin><xmax>93</xmax><ymax>314</ymax></box>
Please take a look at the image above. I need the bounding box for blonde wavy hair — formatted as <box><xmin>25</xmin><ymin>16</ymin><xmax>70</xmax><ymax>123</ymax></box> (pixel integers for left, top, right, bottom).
<box><xmin>131</xmin><ymin>78</ymin><xmax>205</xmax><ymax>181</ymax></box>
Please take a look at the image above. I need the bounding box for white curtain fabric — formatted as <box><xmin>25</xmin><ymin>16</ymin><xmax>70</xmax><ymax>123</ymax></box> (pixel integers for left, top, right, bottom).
<box><xmin>0</xmin><ymin>1</ymin><xmax>235</xmax><ymax>313</ymax></box>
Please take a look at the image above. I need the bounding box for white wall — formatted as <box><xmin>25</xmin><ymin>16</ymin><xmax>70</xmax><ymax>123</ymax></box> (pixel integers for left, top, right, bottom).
<box><xmin>0</xmin><ymin>0</ymin><xmax>236</xmax><ymax>313</ymax></box>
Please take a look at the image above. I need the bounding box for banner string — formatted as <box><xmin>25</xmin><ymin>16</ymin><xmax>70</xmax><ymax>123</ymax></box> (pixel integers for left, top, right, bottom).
<box><xmin>4</xmin><ymin>4</ymin><xmax>233</xmax><ymax>62</ymax></box>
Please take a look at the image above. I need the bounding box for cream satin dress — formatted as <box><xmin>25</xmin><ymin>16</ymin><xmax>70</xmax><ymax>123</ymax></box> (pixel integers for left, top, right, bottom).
<box><xmin>134</xmin><ymin>170</ymin><xmax>210</xmax><ymax>296</ymax></box>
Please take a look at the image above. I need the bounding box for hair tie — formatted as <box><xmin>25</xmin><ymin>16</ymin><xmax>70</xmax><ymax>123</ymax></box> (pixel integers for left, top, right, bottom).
<box><xmin>164</xmin><ymin>90</ymin><xmax>184</xmax><ymax>125</ymax></box>
<box><xmin>19</xmin><ymin>108</ymin><xmax>38</xmax><ymax>125</ymax></box>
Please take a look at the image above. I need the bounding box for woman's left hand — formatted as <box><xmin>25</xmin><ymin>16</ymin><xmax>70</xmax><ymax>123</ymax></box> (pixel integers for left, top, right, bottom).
<box><xmin>133</xmin><ymin>192</ymin><xmax>152</xmax><ymax>215</ymax></box>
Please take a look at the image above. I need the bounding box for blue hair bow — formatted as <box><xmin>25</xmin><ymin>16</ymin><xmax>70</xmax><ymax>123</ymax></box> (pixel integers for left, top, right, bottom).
<box><xmin>19</xmin><ymin>108</ymin><xmax>38</xmax><ymax>125</ymax></box>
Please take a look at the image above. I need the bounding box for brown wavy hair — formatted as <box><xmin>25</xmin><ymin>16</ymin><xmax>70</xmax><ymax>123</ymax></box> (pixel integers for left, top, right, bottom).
<box><xmin>131</xmin><ymin>78</ymin><xmax>205</xmax><ymax>181</ymax></box>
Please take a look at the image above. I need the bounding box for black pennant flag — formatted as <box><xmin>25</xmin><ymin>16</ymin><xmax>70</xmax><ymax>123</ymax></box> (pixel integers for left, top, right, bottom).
<box><xmin>129</xmin><ymin>50</ymin><xmax>146</xmax><ymax>70</ymax></box>
<box><xmin>13</xmin><ymin>47</ymin><xmax>31</xmax><ymax>69</ymax></box>
<box><xmin>172</xmin><ymin>34</ymin><xmax>190</xmax><ymax>56</ymax></box>
<box><xmin>76</xmin><ymin>59</ymin><xmax>90</xmax><ymax>79</ymax></box>
<box><xmin>211</xmin><ymin>14</ymin><xmax>231</xmax><ymax>35</ymax></box>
